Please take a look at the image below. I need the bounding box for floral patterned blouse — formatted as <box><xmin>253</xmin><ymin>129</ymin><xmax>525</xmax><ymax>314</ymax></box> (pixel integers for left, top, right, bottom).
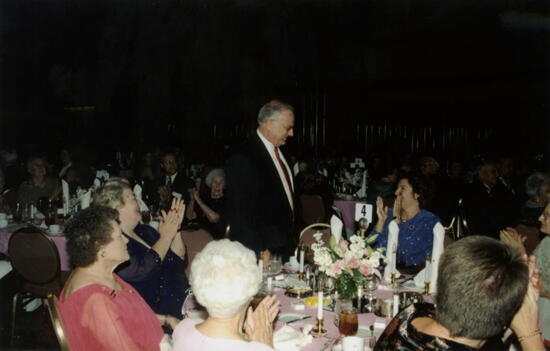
<box><xmin>374</xmin><ymin>303</ymin><xmax>503</xmax><ymax>351</ymax></box>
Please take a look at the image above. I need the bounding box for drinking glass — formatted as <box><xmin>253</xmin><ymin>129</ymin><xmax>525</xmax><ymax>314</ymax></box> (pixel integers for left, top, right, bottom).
<box><xmin>13</xmin><ymin>203</ymin><xmax>23</xmax><ymax>223</ymax></box>
<box><xmin>45</xmin><ymin>201</ymin><xmax>57</xmax><ymax>226</ymax></box>
<box><xmin>249</xmin><ymin>292</ymin><xmax>266</xmax><ymax>311</ymax></box>
<box><xmin>338</xmin><ymin>306</ymin><xmax>358</xmax><ymax>336</ymax></box>
<box><xmin>270</xmin><ymin>255</ymin><xmax>282</xmax><ymax>274</ymax></box>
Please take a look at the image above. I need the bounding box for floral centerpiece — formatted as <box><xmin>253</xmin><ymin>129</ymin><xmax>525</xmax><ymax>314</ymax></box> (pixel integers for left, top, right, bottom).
<box><xmin>311</xmin><ymin>230</ymin><xmax>383</xmax><ymax>300</ymax></box>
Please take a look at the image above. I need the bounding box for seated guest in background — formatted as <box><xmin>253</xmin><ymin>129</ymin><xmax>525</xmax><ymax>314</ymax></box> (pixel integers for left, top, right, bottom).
<box><xmin>156</xmin><ymin>152</ymin><xmax>195</xmax><ymax>211</ymax></box>
<box><xmin>173</xmin><ymin>239</ymin><xmax>279</xmax><ymax>351</ymax></box>
<box><xmin>17</xmin><ymin>156</ymin><xmax>60</xmax><ymax>205</ymax></box>
<box><xmin>365</xmin><ymin>164</ymin><xmax>397</xmax><ymax>205</ymax></box>
<box><xmin>462</xmin><ymin>160</ymin><xmax>511</xmax><ymax>238</ymax></box>
<box><xmin>94</xmin><ymin>178</ymin><xmax>189</xmax><ymax>319</ymax></box>
<box><xmin>520</xmin><ymin>172</ymin><xmax>550</xmax><ymax>227</ymax></box>
<box><xmin>186</xmin><ymin>168</ymin><xmax>227</xmax><ymax>238</ymax></box>
<box><xmin>58</xmin><ymin>206</ymin><xmax>174</xmax><ymax>351</ymax></box>
<box><xmin>375</xmin><ymin>236</ymin><xmax>544</xmax><ymax>351</ymax></box>
<box><xmin>57</xmin><ymin>148</ymin><xmax>72</xmax><ymax>179</ymax></box>
<box><xmin>372</xmin><ymin>173</ymin><xmax>440</xmax><ymax>271</ymax></box>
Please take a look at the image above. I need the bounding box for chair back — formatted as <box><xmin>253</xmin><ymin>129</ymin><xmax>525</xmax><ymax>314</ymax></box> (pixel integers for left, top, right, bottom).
<box><xmin>181</xmin><ymin>228</ymin><xmax>214</xmax><ymax>276</ymax></box>
<box><xmin>44</xmin><ymin>294</ymin><xmax>70</xmax><ymax>351</ymax></box>
<box><xmin>300</xmin><ymin>194</ymin><xmax>326</xmax><ymax>225</ymax></box>
<box><xmin>8</xmin><ymin>227</ymin><xmax>61</xmax><ymax>285</ymax></box>
<box><xmin>299</xmin><ymin>223</ymin><xmax>331</xmax><ymax>248</ymax></box>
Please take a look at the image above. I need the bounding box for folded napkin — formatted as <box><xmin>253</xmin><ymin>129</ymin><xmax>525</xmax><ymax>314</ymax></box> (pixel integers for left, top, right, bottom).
<box><xmin>355</xmin><ymin>170</ymin><xmax>368</xmax><ymax>198</ymax></box>
<box><xmin>159</xmin><ymin>334</ymin><xmax>172</xmax><ymax>351</ymax></box>
<box><xmin>384</xmin><ymin>220</ymin><xmax>401</xmax><ymax>282</ymax></box>
<box><xmin>133</xmin><ymin>184</ymin><xmax>149</xmax><ymax>211</ymax></box>
<box><xmin>61</xmin><ymin>180</ymin><xmax>70</xmax><ymax>215</ymax></box>
<box><xmin>413</xmin><ymin>222</ymin><xmax>445</xmax><ymax>293</ymax></box>
<box><xmin>273</xmin><ymin>325</ymin><xmax>313</xmax><ymax>351</ymax></box>
<box><xmin>0</xmin><ymin>261</ymin><xmax>12</xmax><ymax>280</ymax></box>
<box><xmin>330</xmin><ymin>215</ymin><xmax>343</xmax><ymax>244</ymax></box>
<box><xmin>80</xmin><ymin>190</ymin><xmax>92</xmax><ymax>210</ymax></box>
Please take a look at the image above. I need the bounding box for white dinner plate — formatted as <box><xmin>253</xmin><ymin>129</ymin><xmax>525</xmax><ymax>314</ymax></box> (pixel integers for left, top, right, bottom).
<box><xmin>277</xmin><ymin>312</ymin><xmax>310</xmax><ymax>324</ymax></box>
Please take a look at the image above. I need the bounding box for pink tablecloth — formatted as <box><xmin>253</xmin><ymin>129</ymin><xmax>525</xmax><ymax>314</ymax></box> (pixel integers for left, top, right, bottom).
<box><xmin>0</xmin><ymin>225</ymin><xmax>70</xmax><ymax>271</ymax></box>
<box><xmin>275</xmin><ymin>288</ymin><xmax>394</xmax><ymax>350</ymax></box>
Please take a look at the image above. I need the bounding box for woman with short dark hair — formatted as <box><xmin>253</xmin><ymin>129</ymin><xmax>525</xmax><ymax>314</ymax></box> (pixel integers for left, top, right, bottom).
<box><xmin>375</xmin><ymin>236</ymin><xmax>544</xmax><ymax>351</ymax></box>
<box><xmin>58</xmin><ymin>206</ymin><xmax>169</xmax><ymax>350</ymax></box>
<box><xmin>371</xmin><ymin>173</ymin><xmax>440</xmax><ymax>270</ymax></box>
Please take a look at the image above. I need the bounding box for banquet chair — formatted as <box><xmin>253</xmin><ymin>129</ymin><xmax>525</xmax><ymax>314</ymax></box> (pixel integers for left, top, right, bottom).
<box><xmin>299</xmin><ymin>223</ymin><xmax>331</xmax><ymax>248</ymax></box>
<box><xmin>181</xmin><ymin>228</ymin><xmax>214</xmax><ymax>277</ymax></box>
<box><xmin>44</xmin><ymin>293</ymin><xmax>70</xmax><ymax>351</ymax></box>
<box><xmin>300</xmin><ymin>194</ymin><xmax>326</xmax><ymax>225</ymax></box>
<box><xmin>8</xmin><ymin>227</ymin><xmax>65</xmax><ymax>345</ymax></box>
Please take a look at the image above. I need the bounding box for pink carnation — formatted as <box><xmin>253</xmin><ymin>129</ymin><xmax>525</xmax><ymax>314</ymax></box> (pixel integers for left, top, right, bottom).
<box><xmin>338</xmin><ymin>240</ymin><xmax>349</xmax><ymax>250</ymax></box>
<box><xmin>359</xmin><ymin>263</ymin><xmax>372</xmax><ymax>276</ymax></box>
<box><xmin>331</xmin><ymin>260</ymin><xmax>345</xmax><ymax>275</ymax></box>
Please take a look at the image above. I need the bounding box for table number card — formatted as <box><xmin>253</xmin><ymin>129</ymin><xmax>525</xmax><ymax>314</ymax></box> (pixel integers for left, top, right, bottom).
<box><xmin>355</xmin><ymin>203</ymin><xmax>373</xmax><ymax>223</ymax></box>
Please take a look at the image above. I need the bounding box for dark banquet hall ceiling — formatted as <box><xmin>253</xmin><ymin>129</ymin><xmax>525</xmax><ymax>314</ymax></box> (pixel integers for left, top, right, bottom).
<box><xmin>0</xmin><ymin>0</ymin><xmax>549</xmax><ymax>150</ymax></box>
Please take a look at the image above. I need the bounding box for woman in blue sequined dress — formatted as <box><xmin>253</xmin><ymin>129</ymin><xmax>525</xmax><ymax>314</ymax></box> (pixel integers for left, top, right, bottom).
<box><xmin>371</xmin><ymin>173</ymin><xmax>440</xmax><ymax>270</ymax></box>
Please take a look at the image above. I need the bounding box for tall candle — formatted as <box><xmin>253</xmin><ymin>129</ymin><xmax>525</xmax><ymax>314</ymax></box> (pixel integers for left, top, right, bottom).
<box><xmin>393</xmin><ymin>293</ymin><xmax>400</xmax><ymax>317</ymax></box>
<box><xmin>425</xmin><ymin>259</ymin><xmax>431</xmax><ymax>283</ymax></box>
<box><xmin>299</xmin><ymin>250</ymin><xmax>304</xmax><ymax>273</ymax></box>
<box><xmin>317</xmin><ymin>291</ymin><xmax>323</xmax><ymax>319</ymax></box>
<box><xmin>259</xmin><ymin>259</ymin><xmax>263</xmax><ymax>274</ymax></box>
<box><xmin>392</xmin><ymin>244</ymin><xmax>397</xmax><ymax>274</ymax></box>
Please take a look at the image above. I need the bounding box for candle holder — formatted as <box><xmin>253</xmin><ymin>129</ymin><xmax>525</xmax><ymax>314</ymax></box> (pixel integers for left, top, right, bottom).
<box><xmin>311</xmin><ymin>318</ymin><xmax>327</xmax><ymax>338</ymax></box>
<box><xmin>390</xmin><ymin>272</ymin><xmax>397</xmax><ymax>286</ymax></box>
<box><xmin>423</xmin><ymin>282</ymin><xmax>430</xmax><ymax>296</ymax></box>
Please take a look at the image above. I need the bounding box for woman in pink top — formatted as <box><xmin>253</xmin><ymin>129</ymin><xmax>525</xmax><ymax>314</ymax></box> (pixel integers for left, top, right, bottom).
<box><xmin>172</xmin><ymin>239</ymin><xmax>280</xmax><ymax>351</ymax></box>
<box><xmin>58</xmin><ymin>206</ymin><xmax>181</xmax><ymax>350</ymax></box>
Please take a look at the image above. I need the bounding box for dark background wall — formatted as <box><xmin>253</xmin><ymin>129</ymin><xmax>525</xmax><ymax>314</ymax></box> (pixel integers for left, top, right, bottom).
<box><xmin>1</xmin><ymin>0</ymin><xmax>548</xmax><ymax>159</ymax></box>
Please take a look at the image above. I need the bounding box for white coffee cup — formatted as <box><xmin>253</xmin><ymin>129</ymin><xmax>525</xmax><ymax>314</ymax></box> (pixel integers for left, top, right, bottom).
<box><xmin>0</xmin><ymin>213</ymin><xmax>7</xmax><ymax>220</ymax></box>
<box><xmin>49</xmin><ymin>224</ymin><xmax>61</xmax><ymax>234</ymax></box>
<box><xmin>0</xmin><ymin>219</ymin><xmax>8</xmax><ymax>229</ymax></box>
<box><xmin>342</xmin><ymin>336</ymin><xmax>364</xmax><ymax>351</ymax></box>
<box><xmin>149</xmin><ymin>221</ymin><xmax>160</xmax><ymax>230</ymax></box>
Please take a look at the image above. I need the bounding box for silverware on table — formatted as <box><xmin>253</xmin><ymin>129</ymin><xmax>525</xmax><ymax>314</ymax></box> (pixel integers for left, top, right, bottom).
<box><xmin>284</xmin><ymin>315</ymin><xmax>311</xmax><ymax>324</ymax></box>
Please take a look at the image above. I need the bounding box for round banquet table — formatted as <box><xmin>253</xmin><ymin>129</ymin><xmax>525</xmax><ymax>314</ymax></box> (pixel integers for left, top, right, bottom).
<box><xmin>273</xmin><ymin>283</ymin><xmax>423</xmax><ymax>350</ymax></box>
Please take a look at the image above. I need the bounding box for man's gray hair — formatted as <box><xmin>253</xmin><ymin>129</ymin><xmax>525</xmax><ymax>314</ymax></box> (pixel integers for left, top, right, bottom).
<box><xmin>190</xmin><ymin>239</ymin><xmax>262</xmax><ymax>319</ymax></box>
<box><xmin>257</xmin><ymin>99</ymin><xmax>294</xmax><ymax>125</ymax></box>
<box><xmin>205</xmin><ymin>168</ymin><xmax>225</xmax><ymax>188</ymax></box>
<box><xmin>525</xmin><ymin>172</ymin><xmax>550</xmax><ymax>199</ymax></box>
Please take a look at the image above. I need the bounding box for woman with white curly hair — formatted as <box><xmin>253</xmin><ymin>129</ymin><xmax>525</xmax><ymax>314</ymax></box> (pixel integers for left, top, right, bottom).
<box><xmin>172</xmin><ymin>239</ymin><xmax>279</xmax><ymax>350</ymax></box>
<box><xmin>186</xmin><ymin>168</ymin><xmax>227</xmax><ymax>238</ymax></box>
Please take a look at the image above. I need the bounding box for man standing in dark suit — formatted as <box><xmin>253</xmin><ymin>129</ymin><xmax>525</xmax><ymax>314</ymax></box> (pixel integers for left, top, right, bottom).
<box><xmin>226</xmin><ymin>100</ymin><xmax>296</xmax><ymax>264</ymax></box>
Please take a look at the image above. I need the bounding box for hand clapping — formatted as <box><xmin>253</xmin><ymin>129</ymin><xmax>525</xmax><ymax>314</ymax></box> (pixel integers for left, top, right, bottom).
<box><xmin>158</xmin><ymin>198</ymin><xmax>185</xmax><ymax>240</ymax></box>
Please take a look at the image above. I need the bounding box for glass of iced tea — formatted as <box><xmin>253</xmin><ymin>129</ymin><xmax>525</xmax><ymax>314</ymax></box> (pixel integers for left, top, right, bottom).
<box><xmin>249</xmin><ymin>292</ymin><xmax>266</xmax><ymax>311</ymax></box>
<box><xmin>338</xmin><ymin>307</ymin><xmax>358</xmax><ymax>336</ymax></box>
